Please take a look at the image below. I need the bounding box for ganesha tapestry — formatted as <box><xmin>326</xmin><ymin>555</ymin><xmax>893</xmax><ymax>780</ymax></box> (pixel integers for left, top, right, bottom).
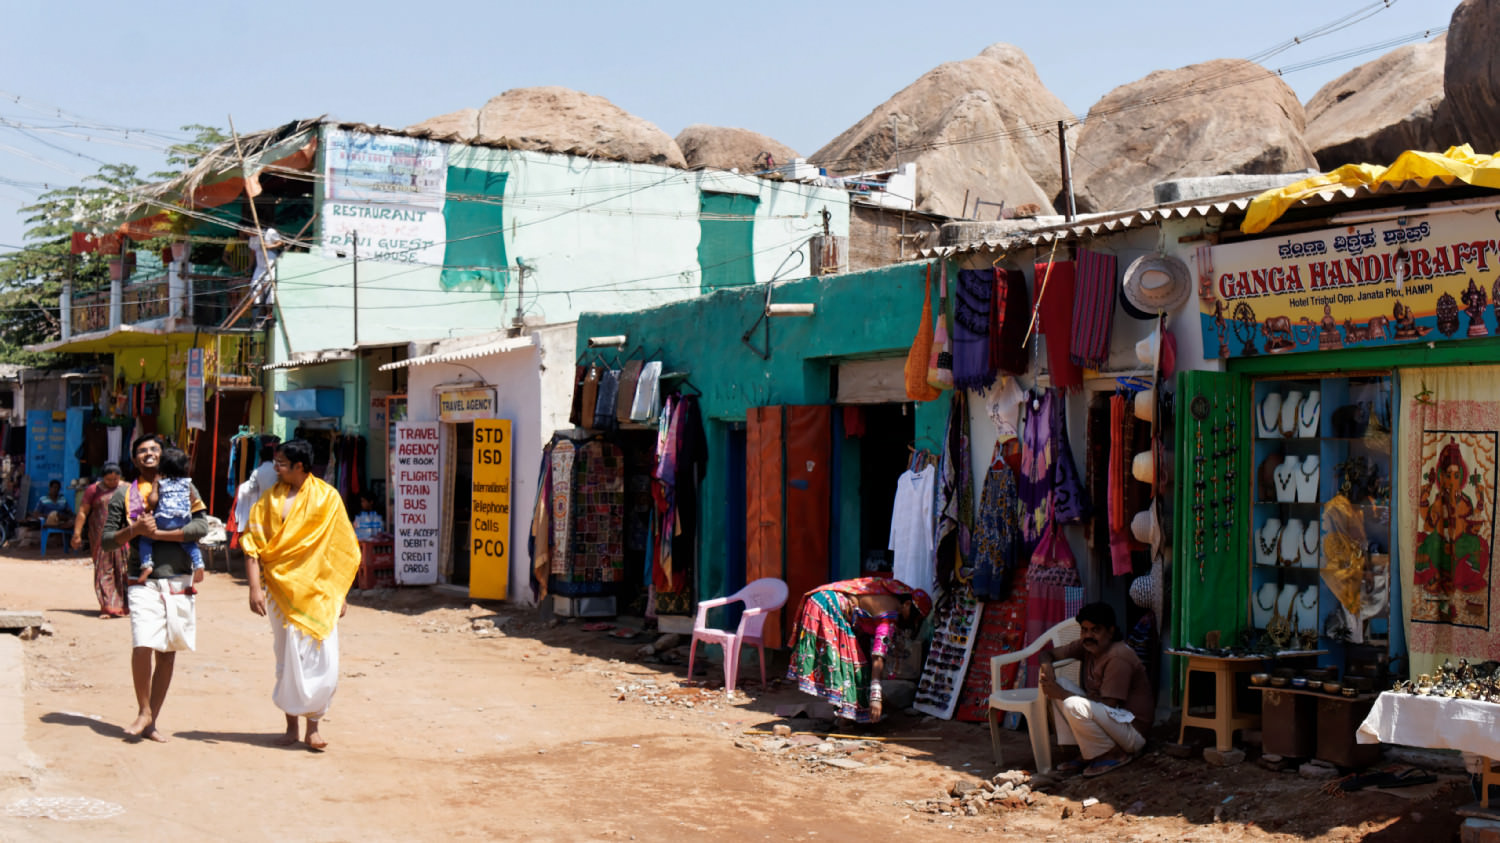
<box><xmin>1400</xmin><ymin>366</ymin><xmax>1500</xmax><ymax>676</ymax></box>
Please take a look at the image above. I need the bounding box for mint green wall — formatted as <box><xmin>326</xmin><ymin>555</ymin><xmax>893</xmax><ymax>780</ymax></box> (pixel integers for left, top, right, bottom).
<box><xmin>576</xmin><ymin>261</ymin><xmax>950</xmax><ymax>604</ymax></box>
<box><xmin>269</xmin><ymin>126</ymin><xmax>851</xmax><ymax>361</ymax></box>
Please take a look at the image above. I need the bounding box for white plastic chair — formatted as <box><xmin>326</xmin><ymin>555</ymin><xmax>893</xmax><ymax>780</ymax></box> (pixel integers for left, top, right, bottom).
<box><xmin>687</xmin><ymin>578</ymin><xmax>788</xmax><ymax>692</ymax></box>
<box><xmin>987</xmin><ymin>618</ymin><xmax>1081</xmax><ymax>773</ymax></box>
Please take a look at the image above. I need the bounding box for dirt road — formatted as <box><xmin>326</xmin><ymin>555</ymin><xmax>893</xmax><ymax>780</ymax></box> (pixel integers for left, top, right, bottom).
<box><xmin>0</xmin><ymin>550</ymin><xmax>1471</xmax><ymax>841</ymax></box>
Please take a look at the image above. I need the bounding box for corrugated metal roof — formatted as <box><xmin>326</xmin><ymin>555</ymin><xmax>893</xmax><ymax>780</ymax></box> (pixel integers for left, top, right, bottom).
<box><xmin>378</xmin><ymin>334</ymin><xmax>536</xmax><ymax>371</ymax></box>
<box><xmin>924</xmin><ymin>176</ymin><xmax>1469</xmax><ymax>257</ymax></box>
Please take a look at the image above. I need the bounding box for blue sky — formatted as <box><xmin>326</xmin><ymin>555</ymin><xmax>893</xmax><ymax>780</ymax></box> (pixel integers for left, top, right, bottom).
<box><xmin>0</xmin><ymin>0</ymin><xmax>1459</xmax><ymax>250</ymax></box>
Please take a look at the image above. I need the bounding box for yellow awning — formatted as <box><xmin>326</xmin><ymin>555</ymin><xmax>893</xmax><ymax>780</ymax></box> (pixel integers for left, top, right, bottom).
<box><xmin>1241</xmin><ymin>144</ymin><xmax>1500</xmax><ymax>234</ymax></box>
<box><xmin>25</xmin><ymin>325</ymin><xmax>200</xmax><ymax>355</ymax></box>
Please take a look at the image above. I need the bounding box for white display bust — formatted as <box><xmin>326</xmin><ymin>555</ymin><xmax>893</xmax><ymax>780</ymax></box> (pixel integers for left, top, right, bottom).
<box><xmin>1300</xmin><ymin>519</ymin><xmax>1320</xmax><ymax>568</ymax></box>
<box><xmin>1282</xmin><ymin>518</ymin><xmax>1305</xmax><ymax>567</ymax></box>
<box><xmin>1255</xmin><ymin>518</ymin><xmax>1283</xmax><ymax>567</ymax></box>
<box><xmin>1280</xmin><ymin>390</ymin><xmax>1304</xmax><ymax>438</ymax></box>
<box><xmin>1252</xmin><ymin>582</ymin><xmax>1280</xmax><ymax>628</ymax></box>
<box><xmin>1258</xmin><ymin>392</ymin><xmax>1283</xmax><ymax>438</ymax></box>
<box><xmin>1297</xmin><ymin>389</ymin><xmax>1321</xmax><ymax>438</ymax></box>
<box><xmin>1294</xmin><ymin>585</ymin><xmax>1320</xmax><ymax>632</ymax></box>
<box><xmin>1273</xmin><ymin>455</ymin><xmax>1300</xmax><ymax>503</ymax></box>
<box><xmin>1295</xmin><ymin>455</ymin><xmax>1320</xmax><ymax>504</ymax></box>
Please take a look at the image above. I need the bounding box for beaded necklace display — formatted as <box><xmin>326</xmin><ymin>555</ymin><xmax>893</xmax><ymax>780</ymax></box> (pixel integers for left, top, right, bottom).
<box><xmin>1301</xmin><ymin>523</ymin><xmax>1320</xmax><ymax>555</ymax></box>
<box><xmin>1297</xmin><ymin>587</ymin><xmax>1319</xmax><ymax>609</ymax></box>
<box><xmin>1299</xmin><ymin>394</ymin><xmax>1320</xmax><ymax>430</ymax></box>
<box><xmin>1258</xmin><ymin>393</ymin><xmax>1281</xmax><ymax>435</ymax></box>
<box><xmin>1299</xmin><ymin>456</ymin><xmax>1320</xmax><ymax>480</ymax></box>
<box><xmin>1258</xmin><ymin>522</ymin><xmax>1282</xmax><ymax>556</ymax></box>
<box><xmin>1255</xmin><ymin>584</ymin><xmax>1278</xmax><ymax>611</ymax></box>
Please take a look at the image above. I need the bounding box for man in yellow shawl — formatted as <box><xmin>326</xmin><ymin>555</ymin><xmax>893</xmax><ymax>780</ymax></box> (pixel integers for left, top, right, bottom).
<box><xmin>240</xmin><ymin>439</ymin><xmax>361</xmax><ymax>751</ymax></box>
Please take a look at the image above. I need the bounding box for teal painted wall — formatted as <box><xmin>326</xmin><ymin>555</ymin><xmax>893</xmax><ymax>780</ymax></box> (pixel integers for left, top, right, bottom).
<box><xmin>576</xmin><ymin>260</ymin><xmax>951</xmax><ymax>605</ymax></box>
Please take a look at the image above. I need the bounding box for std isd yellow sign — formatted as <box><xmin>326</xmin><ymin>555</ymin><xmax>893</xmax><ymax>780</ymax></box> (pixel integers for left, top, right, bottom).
<box><xmin>470</xmin><ymin>419</ymin><xmax>511</xmax><ymax>600</ymax></box>
<box><xmin>1201</xmin><ymin>208</ymin><xmax>1500</xmax><ymax>358</ymax></box>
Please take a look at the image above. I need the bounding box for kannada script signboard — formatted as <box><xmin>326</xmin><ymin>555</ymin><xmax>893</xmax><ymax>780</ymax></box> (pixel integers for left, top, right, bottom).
<box><xmin>393</xmin><ymin>421</ymin><xmax>443</xmax><ymax>585</ymax></box>
<box><xmin>469</xmin><ymin>419</ymin><xmax>512</xmax><ymax>600</ymax></box>
<box><xmin>1200</xmin><ymin>208</ymin><xmax>1500</xmax><ymax>358</ymax></box>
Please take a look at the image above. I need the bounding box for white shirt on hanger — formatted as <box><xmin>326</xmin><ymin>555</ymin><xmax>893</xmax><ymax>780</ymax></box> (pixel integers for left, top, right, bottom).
<box><xmin>890</xmin><ymin>465</ymin><xmax>937</xmax><ymax>596</ymax></box>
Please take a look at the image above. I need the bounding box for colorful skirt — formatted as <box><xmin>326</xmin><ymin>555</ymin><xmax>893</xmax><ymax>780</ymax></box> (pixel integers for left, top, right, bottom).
<box><xmin>786</xmin><ymin>590</ymin><xmax>872</xmax><ymax>723</ymax></box>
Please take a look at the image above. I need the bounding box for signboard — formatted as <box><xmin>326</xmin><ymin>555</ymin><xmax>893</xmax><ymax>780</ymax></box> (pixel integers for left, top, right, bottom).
<box><xmin>186</xmin><ymin>348</ymin><xmax>205</xmax><ymax>431</ymax></box>
<box><xmin>319</xmin><ymin>202</ymin><xmax>446</xmax><ymax>265</ymax></box>
<box><xmin>321</xmin><ymin>128</ymin><xmax>449</xmax><ymax>266</ymax></box>
<box><xmin>392</xmin><ymin>421</ymin><xmax>443</xmax><ymax>585</ymax></box>
<box><xmin>324</xmin><ymin>128</ymin><xmax>448</xmax><ymax>207</ymax></box>
<box><xmin>469</xmin><ymin>419</ymin><xmax>512</xmax><ymax>600</ymax></box>
<box><xmin>438</xmin><ymin>386</ymin><xmax>497</xmax><ymax>423</ymax></box>
<box><xmin>1201</xmin><ymin>209</ymin><xmax>1500</xmax><ymax>358</ymax></box>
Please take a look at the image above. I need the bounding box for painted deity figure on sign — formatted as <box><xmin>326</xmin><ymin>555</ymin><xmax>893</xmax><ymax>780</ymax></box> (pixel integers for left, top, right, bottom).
<box><xmin>1414</xmin><ymin>437</ymin><xmax>1492</xmax><ymax>623</ymax></box>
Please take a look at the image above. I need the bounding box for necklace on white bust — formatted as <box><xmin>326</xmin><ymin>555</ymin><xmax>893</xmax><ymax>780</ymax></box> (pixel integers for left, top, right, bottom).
<box><xmin>1297</xmin><ymin>390</ymin><xmax>1321</xmax><ymax>438</ymax></box>
<box><xmin>1280</xmin><ymin>390</ymin><xmax>1304</xmax><ymax>437</ymax></box>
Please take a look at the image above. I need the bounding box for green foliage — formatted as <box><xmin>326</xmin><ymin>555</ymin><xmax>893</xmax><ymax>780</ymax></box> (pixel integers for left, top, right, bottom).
<box><xmin>0</xmin><ymin>124</ymin><xmax>227</xmax><ymax>364</ymax></box>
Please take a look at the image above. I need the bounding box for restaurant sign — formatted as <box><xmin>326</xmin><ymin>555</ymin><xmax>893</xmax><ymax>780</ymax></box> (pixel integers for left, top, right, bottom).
<box><xmin>438</xmin><ymin>386</ymin><xmax>497</xmax><ymax>423</ymax></box>
<box><xmin>1200</xmin><ymin>208</ymin><xmax>1500</xmax><ymax>358</ymax></box>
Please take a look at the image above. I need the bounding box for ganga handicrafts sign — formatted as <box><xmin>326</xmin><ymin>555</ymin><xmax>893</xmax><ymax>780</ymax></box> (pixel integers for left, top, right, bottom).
<box><xmin>1200</xmin><ymin>208</ymin><xmax>1500</xmax><ymax>358</ymax></box>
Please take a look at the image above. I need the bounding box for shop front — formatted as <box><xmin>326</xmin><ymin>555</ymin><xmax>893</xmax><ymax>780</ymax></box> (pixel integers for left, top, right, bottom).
<box><xmin>566</xmin><ymin>262</ymin><xmax>947</xmax><ymax>634</ymax></box>
<box><xmin>385</xmin><ymin>326</ymin><xmax>572</xmax><ymax>603</ymax></box>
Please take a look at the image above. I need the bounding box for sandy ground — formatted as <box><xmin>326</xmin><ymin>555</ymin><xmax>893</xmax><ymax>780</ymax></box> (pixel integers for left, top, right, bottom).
<box><xmin>0</xmin><ymin>549</ymin><xmax>1477</xmax><ymax>841</ymax></box>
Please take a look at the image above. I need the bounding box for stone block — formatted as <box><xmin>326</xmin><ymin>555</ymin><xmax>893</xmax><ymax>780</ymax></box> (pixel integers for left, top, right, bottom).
<box><xmin>1204</xmin><ymin>747</ymin><xmax>1246</xmax><ymax>767</ymax></box>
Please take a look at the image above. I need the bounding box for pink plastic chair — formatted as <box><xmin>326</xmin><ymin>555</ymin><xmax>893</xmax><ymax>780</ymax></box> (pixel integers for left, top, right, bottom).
<box><xmin>687</xmin><ymin>577</ymin><xmax>788</xmax><ymax>692</ymax></box>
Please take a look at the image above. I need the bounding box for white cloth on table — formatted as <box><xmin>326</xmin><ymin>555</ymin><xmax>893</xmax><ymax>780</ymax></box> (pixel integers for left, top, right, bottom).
<box><xmin>128</xmin><ymin>576</ymin><xmax>196</xmax><ymax>652</ymax></box>
<box><xmin>268</xmin><ymin>597</ymin><xmax>340</xmax><ymax>720</ymax></box>
<box><xmin>1357</xmin><ymin>691</ymin><xmax>1500</xmax><ymax>759</ymax></box>
<box><xmin>889</xmin><ymin>465</ymin><xmax>936</xmax><ymax>596</ymax></box>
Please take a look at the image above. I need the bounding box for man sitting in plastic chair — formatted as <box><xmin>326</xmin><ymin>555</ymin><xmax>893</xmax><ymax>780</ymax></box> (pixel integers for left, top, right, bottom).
<box><xmin>1039</xmin><ymin>602</ymin><xmax>1154</xmax><ymax>779</ymax></box>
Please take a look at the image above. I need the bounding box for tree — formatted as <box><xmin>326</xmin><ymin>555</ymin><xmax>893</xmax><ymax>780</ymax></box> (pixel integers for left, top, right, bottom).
<box><xmin>0</xmin><ymin>125</ymin><xmax>225</xmax><ymax>364</ymax></box>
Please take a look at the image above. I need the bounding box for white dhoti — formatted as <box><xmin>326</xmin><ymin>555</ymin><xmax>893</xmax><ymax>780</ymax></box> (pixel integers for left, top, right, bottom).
<box><xmin>127</xmin><ymin>576</ymin><xmax>196</xmax><ymax>652</ymax></box>
<box><xmin>268</xmin><ymin>598</ymin><xmax>339</xmax><ymax>719</ymax></box>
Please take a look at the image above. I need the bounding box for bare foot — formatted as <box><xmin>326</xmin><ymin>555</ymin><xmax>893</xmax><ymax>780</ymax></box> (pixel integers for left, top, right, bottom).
<box><xmin>305</xmin><ymin>724</ymin><xmax>328</xmax><ymax>752</ymax></box>
<box><xmin>144</xmin><ymin>726</ymin><xmax>170</xmax><ymax>743</ymax></box>
<box><xmin>273</xmin><ymin>728</ymin><xmax>300</xmax><ymax>746</ymax></box>
<box><xmin>123</xmin><ymin>714</ymin><xmax>153</xmax><ymax>737</ymax></box>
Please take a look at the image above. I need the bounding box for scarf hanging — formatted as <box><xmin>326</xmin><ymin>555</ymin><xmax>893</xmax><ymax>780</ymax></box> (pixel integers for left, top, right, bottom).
<box><xmin>1034</xmin><ymin>259</ymin><xmax>1081</xmax><ymax>389</ymax></box>
<box><xmin>953</xmin><ymin>268</ymin><xmax>995</xmax><ymax>391</ymax></box>
<box><xmin>593</xmin><ymin>369</ymin><xmax>621</xmax><ymax>432</ymax></box>
<box><xmin>1108</xmin><ymin>393</ymin><xmax>1133</xmax><ymax>575</ymax></box>
<box><xmin>928</xmin><ymin>261</ymin><xmax>955</xmax><ymax>391</ymax></box>
<box><xmin>906</xmin><ymin>265</ymin><xmax>942</xmax><ymax>401</ymax></box>
<box><xmin>990</xmin><ymin>267</ymin><xmax>1031</xmax><ymax>376</ymax></box>
<box><xmin>1069</xmin><ymin>248</ymin><xmax>1118</xmax><ymax>370</ymax></box>
<box><xmin>240</xmin><ymin>476</ymin><xmax>362</xmax><ymax>641</ymax></box>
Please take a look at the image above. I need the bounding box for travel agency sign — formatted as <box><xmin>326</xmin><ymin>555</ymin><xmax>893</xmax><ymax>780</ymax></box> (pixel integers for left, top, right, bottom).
<box><xmin>1200</xmin><ymin>207</ymin><xmax>1500</xmax><ymax>358</ymax></box>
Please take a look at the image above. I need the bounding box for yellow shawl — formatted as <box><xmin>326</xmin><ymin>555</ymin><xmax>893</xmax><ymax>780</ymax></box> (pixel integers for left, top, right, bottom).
<box><xmin>241</xmin><ymin>475</ymin><xmax>361</xmax><ymax>641</ymax></box>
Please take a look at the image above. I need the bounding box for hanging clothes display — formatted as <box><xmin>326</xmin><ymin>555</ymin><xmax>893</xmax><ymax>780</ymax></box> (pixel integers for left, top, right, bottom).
<box><xmin>538</xmin><ymin>437</ymin><xmax>625</xmax><ymax>597</ymax></box>
<box><xmin>971</xmin><ymin>439</ymin><xmax>1023</xmax><ymax>601</ymax></box>
<box><xmin>933</xmin><ymin>391</ymin><xmax>973</xmax><ymax>589</ymax></box>
<box><xmin>593</xmin><ymin>369</ymin><xmax>621</xmax><ymax>432</ymax></box>
<box><xmin>991</xmin><ymin>267</ymin><xmax>1031</xmax><ymax>377</ymax></box>
<box><xmin>1018</xmin><ymin>388</ymin><xmax>1088</xmax><ymax>676</ymax></box>
<box><xmin>1034</xmin><ymin>259</ymin><xmax>1082</xmax><ymax>389</ymax></box>
<box><xmin>1069</xmin><ymin>248</ymin><xmax>1119</xmax><ymax>370</ymax></box>
<box><xmin>952</xmin><ymin>268</ymin><xmax>995</xmax><ymax>391</ymax></box>
<box><xmin>652</xmin><ymin>394</ymin><xmax>706</xmax><ymax>615</ymax></box>
<box><xmin>890</xmin><ymin>460</ymin><xmax>937</xmax><ymax>598</ymax></box>
<box><xmin>631</xmin><ymin>362</ymin><xmax>662</xmax><ymax>423</ymax></box>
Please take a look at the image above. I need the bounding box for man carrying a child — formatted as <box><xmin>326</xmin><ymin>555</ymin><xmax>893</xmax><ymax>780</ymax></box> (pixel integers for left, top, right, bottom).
<box><xmin>101</xmin><ymin>434</ymin><xmax>210</xmax><ymax>742</ymax></box>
